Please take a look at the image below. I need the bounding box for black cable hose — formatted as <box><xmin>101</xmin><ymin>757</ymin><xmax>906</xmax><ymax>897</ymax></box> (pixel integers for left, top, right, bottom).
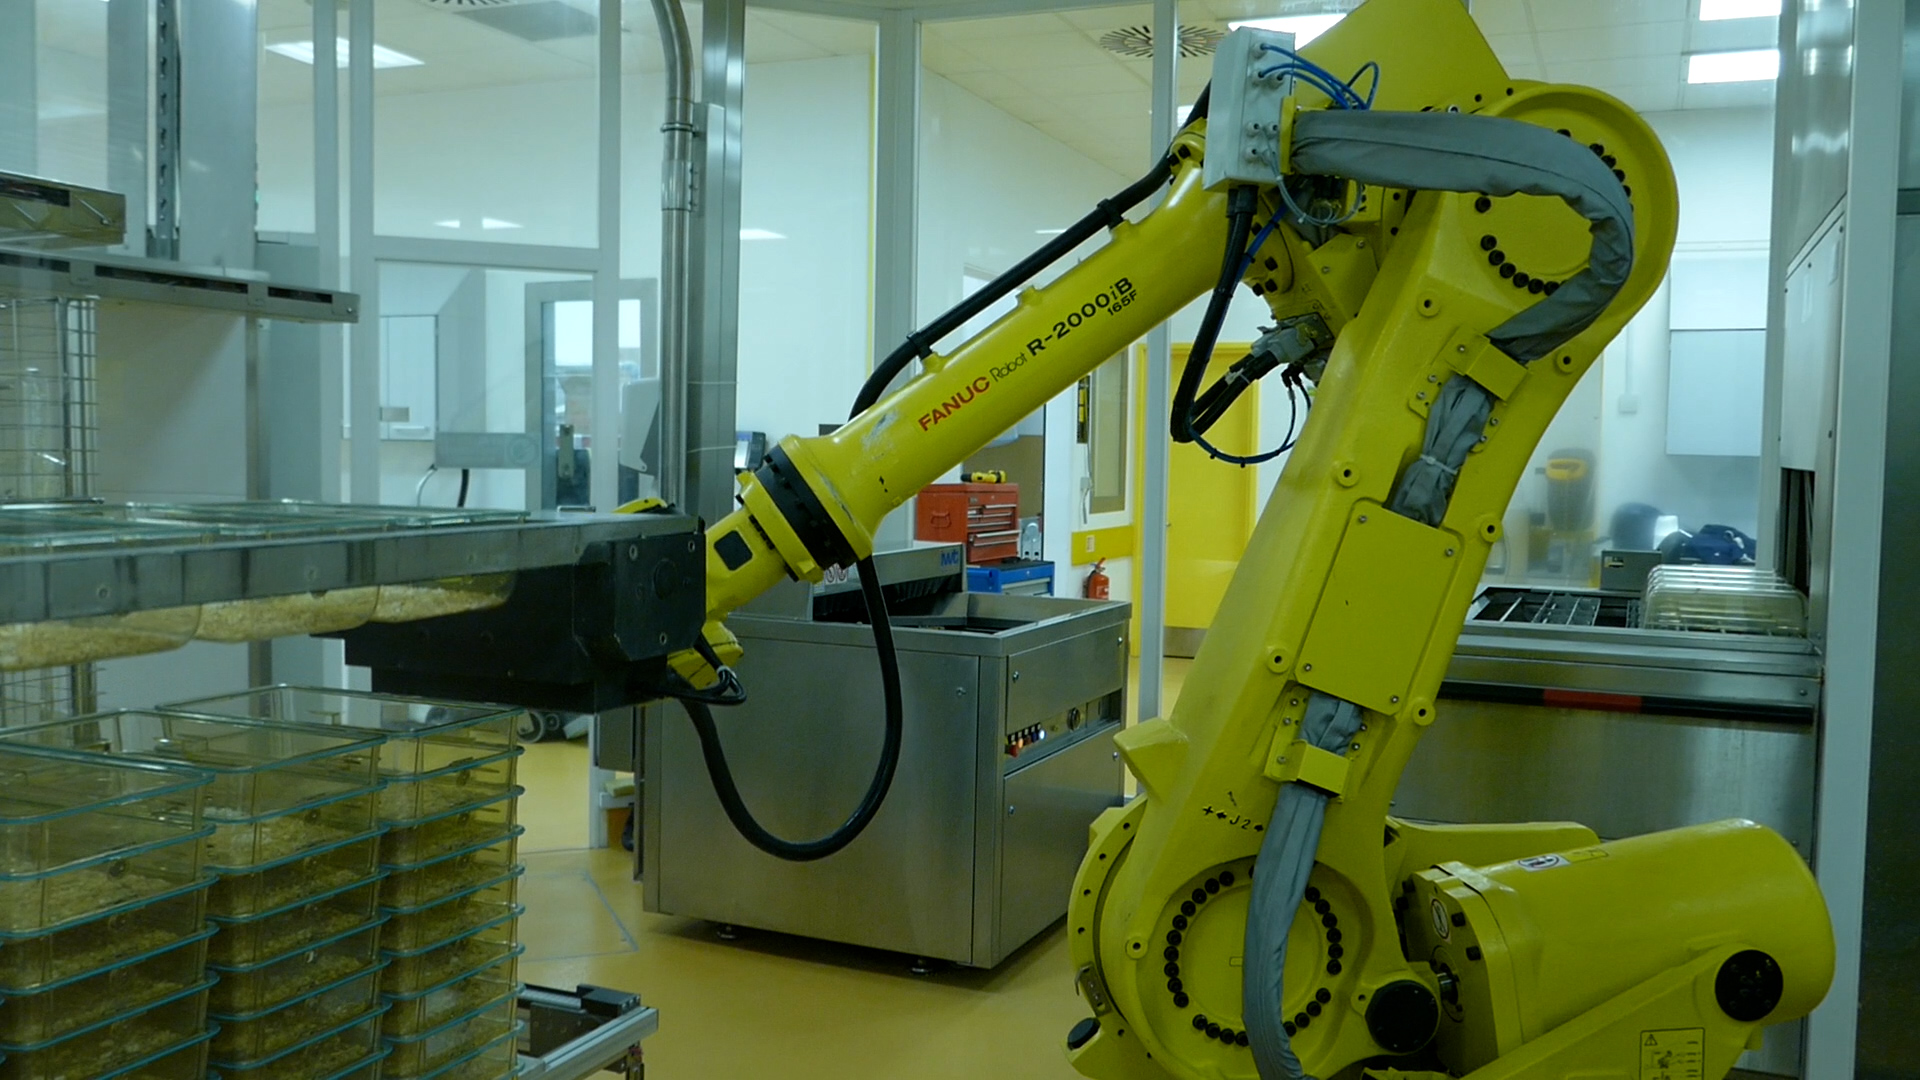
<box><xmin>456</xmin><ymin>468</ymin><xmax>471</xmax><ymax>509</ymax></box>
<box><xmin>849</xmin><ymin>157</ymin><xmax>1176</xmax><ymax>417</ymax></box>
<box><xmin>679</xmin><ymin>554</ymin><xmax>903</xmax><ymax>862</ymax></box>
<box><xmin>1171</xmin><ymin>186</ymin><xmax>1259</xmax><ymax>443</ymax></box>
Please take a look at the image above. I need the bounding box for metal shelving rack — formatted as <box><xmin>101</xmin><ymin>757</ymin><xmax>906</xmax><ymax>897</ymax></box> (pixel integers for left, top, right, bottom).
<box><xmin>0</xmin><ymin>180</ymin><xmax>663</xmax><ymax>1075</ymax></box>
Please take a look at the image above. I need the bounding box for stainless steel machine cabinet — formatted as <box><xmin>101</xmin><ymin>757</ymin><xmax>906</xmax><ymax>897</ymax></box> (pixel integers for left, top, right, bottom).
<box><xmin>642</xmin><ymin>545</ymin><xmax>1128</xmax><ymax>968</ymax></box>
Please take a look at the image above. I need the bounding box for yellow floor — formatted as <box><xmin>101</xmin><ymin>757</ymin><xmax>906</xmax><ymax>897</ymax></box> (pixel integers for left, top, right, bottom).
<box><xmin>515</xmin><ymin>656</ymin><xmax>1190</xmax><ymax>1078</ymax></box>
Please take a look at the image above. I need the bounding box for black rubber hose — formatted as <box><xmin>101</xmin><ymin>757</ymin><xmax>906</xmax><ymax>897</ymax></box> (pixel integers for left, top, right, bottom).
<box><xmin>1171</xmin><ymin>186</ymin><xmax>1259</xmax><ymax>443</ymax></box>
<box><xmin>679</xmin><ymin>553</ymin><xmax>903</xmax><ymax>862</ymax></box>
<box><xmin>456</xmin><ymin>468</ymin><xmax>471</xmax><ymax>509</ymax></box>
<box><xmin>849</xmin><ymin>152</ymin><xmax>1180</xmax><ymax>418</ymax></box>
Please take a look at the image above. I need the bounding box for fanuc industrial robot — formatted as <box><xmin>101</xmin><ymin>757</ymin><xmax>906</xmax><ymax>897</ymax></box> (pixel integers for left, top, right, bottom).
<box><xmin>660</xmin><ymin>0</ymin><xmax>1837</xmax><ymax>1076</ymax></box>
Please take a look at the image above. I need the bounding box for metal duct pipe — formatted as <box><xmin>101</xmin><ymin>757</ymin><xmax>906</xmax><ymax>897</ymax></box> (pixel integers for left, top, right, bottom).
<box><xmin>649</xmin><ymin>0</ymin><xmax>696</xmax><ymax>510</ymax></box>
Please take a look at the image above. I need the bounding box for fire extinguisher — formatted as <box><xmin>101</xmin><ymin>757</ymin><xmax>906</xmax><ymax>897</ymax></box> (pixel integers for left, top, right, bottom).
<box><xmin>1085</xmin><ymin>559</ymin><xmax>1110</xmax><ymax>600</ymax></box>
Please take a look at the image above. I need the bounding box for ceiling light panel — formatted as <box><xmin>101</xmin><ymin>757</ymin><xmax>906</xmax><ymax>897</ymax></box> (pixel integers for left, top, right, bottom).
<box><xmin>264</xmin><ymin>39</ymin><xmax>425</xmax><ymax>68</ymax></box>
<box><xmin>1227</xmin><ymin>14</ymin><xmax>1344</xmax><ymax>46</ymax></box>
<box><xmin>1686</xmin><ymin>48</ymin><xmax>1779</xmax><ymax>82</ymax></box>
<box><xmin>1699</xmin><ymin>0</ymin><xmax>1781</xmax><ymax>20</ymax></box>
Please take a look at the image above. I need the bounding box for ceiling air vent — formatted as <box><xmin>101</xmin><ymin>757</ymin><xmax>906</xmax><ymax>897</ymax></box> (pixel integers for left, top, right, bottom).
<box><xmin>1098</xmin><ymin>24</ymin><xmax>1223</xmax><ymax>59</ymax></box>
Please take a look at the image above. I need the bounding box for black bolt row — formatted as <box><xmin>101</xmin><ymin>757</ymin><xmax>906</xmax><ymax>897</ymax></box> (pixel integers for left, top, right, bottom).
<box><xmin>1191</xmin><ymin>1014</ymin><xmax>1250</xmax><ymax>1047</ymax></box>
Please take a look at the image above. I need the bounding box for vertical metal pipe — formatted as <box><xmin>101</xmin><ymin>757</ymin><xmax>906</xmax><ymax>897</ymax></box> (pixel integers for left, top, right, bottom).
<box><xmin>649</xmin><ymin>0</ymin><xmax>696</xmax><ymax>511</ymax></box>
<box><xmin>314</xmin><ymin>0</ymin><xmax>344</xmax><ymax>504</ymax></box>
<box><xmin>1138</xmin><ymin>0</ymin><xmax>1178</xmax><ymax>723</ymax></box>
<box><xmin>690</xmin><ymin>0</ymin><xmax>744</xmax><ymax>526</ymax></box>
<box><xmin>347</xmin><ymin>0</ymin><xmax>379</xmax><ymax>504</ymax></box>
<box><xmin>590</xmin><ymin>0</ymin><xmax>622</xmax><ymax>513</ymax></box>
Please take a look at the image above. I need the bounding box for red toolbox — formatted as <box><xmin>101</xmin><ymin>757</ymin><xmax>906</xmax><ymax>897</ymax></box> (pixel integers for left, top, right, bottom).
<box><xmin>916</xmin><ymin>482</ymin><xmax>1020</xmax><ymax>565</ymax></box>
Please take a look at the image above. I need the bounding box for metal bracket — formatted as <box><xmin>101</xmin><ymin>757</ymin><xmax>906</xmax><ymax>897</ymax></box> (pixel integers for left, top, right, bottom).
<box><xmin>1267</xmin><ymin>738</ymin><xmax>1350</xmax><ymax>795</ymax></box>
<box><xmin>517</xmin><ymin>984</ymin><xmax>660</xmax><ymax>1080</ymax></box>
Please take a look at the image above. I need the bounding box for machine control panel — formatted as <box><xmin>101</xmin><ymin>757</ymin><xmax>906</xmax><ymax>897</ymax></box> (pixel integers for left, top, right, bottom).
<box><xmin>1005</xmin><ymin>693</ymin><xmax>1121</xmax><ymax>762</ymax></box>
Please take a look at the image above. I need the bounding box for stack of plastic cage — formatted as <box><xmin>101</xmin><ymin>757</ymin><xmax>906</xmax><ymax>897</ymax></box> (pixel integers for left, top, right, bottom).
<box><xmin>0</xmin><ymin>711</ymin><xmax>395</xmax><ymax>1080</ymax></box>
<box><xmin>166</xmin><ymin>687</ymin><xmax>529</xmax><ymax>1080</ymax></box>
<box><xmin>0</xmin><ymin>743</ymin><xmax>218</xmax><ymax>1079</ymax></box>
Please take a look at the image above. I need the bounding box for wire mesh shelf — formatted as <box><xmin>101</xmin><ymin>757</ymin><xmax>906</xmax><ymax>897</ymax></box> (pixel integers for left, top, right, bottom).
<box><xmin>0</xmin><ymin>296</ymin><xmax>98</xmax><ymax>723</ymax></box>
<box><xmin>0</xmin><ymin>297</ymin><xmax>95</xmax><ymax>503</ymax></box>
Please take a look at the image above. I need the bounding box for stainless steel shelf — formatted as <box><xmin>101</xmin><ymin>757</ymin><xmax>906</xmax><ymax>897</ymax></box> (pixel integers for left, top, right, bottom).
<box><xmin>0</xmin><ymin>510</ymin><xmax>697</xmax><ymax>624</ymax></box>
<box><xmin>0</xmin><ymin>245</ymin><xmax>358</xmax><ymax>323</ymax></box>
<box><xmin>1448</xmin><ymin>618</ymin><xmax>1822</xmax><ymax>712</ymax></box>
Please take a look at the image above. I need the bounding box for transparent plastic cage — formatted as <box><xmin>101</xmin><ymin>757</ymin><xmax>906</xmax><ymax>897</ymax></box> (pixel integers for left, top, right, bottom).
<box><xmin>0</xmin><ymin>746</ymin><xmax>211</xmax><ymax>932</ymax></box>
<box><xmin>209</xmin><ymin>830</ymin><xmax>383</xmax><ymax>919</ymax></box>
<box><xmin>381</xmin><ymin>827</ymin><xmax>523</xmax><ymax>909</ymax></box>
<box><xmin>208</xmin><ymin>917</ymin><xmax>387</xmax><ymax>1016</ymax></box>
<box><xmin>381</xmin><ymin>949</ymin><xmax>522</xmax><ymax>1039</ymax></box>
<box><xmin>208</xmin><ymin>1003</ymin><xmax>390</xmax><ymax>1080</ymax></box>
<box><xmin>0</xmin><ymin>875</ymin><xmax>211</xmax><ymax>992</ymax></box>
<box><xmin>395</xmin><ymin>1022</ymin><xmax>521</xmax><ymax>1080</ymax></box>
<box><xmin>380</xmin><ymin>869</ymin><xmax>524</xmax><ymax>953</ymax></box>
<box><xmin>1642</xmin><ymin>565</ymin><xmax>1809</xmax><ymax>636</ymax></box>
<box><xmin>0</xmin><ymin>978</ymin><xmax>213</xmax><ymax>1080</ymax></box>
<box><xmin>166</xmin><ymin>687</ymin><xmax>521</xmax><ymax>787</ymax></box>
<box><xmin>381</xmin><ymin>791</ymin><xmax>522</xmax><ymax>867</ymax></box>
<box><xmin>381</xmin><ymin>990</ymin><xmax>519</xmax><ymax>1079</ymax></box>
<box><xmin>0</xmin><ymin>606</ymin><xmax>205</xmax><ymax>672</ymax></box>
<box><xmin>0</xmin><ymin>711</ymin><xmax>384</xmax><ymax>869</ymax></box>
<box><xmin>209</xmin><ymin>962</ymin><xmax>389</xmax><ymax>1065</ymax></box>
<box><xmin>207</xmin><ymin>875</ymin><xmax>387</xmax><ymax>966</ymax></box>
<box><xmin>0</xmin><ymin>925</ymin><xmax>215</xmax><ymax>1044</ymax></box>
<box><xmin>382</xmin><ymin>923</ymin><xmax>524</xmax><ymax>998</ymax></box>
<box><xmin>99</xmin><ymin>1027</ymin><xmax>217</xmax><ymax>1080</ymax></box>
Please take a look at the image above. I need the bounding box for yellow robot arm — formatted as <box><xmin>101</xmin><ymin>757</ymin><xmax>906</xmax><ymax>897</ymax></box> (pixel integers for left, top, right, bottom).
<box><xmin>670</xmin><ymin>0</ymin><xmax>1834</xmax><ymax>1074</ymax></box>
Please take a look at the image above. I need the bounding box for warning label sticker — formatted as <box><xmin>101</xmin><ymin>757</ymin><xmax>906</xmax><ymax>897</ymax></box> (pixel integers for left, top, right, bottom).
<box><xmin>1517</xmin><ymin>854</ymin><xmax>1570</xmax><ymax>872</ymax></box>
<box><xmin>1640</xmin><ymin>1028</ymin><xmax>1704</xmax><ymax>1080</ymax></box>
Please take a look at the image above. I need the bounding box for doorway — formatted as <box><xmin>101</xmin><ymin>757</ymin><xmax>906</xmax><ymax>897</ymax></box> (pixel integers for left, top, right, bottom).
<box><xmin>1132</xmin><ymin>343</ymin><xmax>1261</xmax><ymax>657</ymax></box>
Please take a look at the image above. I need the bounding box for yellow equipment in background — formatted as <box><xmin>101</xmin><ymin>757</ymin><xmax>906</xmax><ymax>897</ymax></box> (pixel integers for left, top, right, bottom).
<box><xmin>662</xmin><ymin>0</ymin><xmax>1836</xmax><ymax>1075</ymax></box>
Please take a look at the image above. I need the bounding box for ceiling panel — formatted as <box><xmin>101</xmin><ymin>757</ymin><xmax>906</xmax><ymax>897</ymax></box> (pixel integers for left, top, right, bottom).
<box><xmin>1533</xmin><ymin>21</ymin><xmax>1686</xmax><ymax>62</ymax></box>
<box><xmin>1553</xmin><ymin>55</ymin><xmax>1684</xmax><ymax>87</ymax></box>
<box><xmin>1014</xmin><ymin>60</ymin><xmax>1149</xmax><ymax>97</ymax></box>
<box><xmin>1607</xmin><ymin>81</ymin><xmax>1684</xmax><ymax>113</ymax></box>
<box><xmin>1525</xmin><ymin>0</ymin><xmax>1683</xmax><ymax>32</ymax></box>
<box><xmin>1464</xmin><ymin>0</ymin><xmax>1534</xmax><ymax>36</ymax></box>
<box><xmin>1679</xmin><ymin>79</ymin><xmax>1775</xmax><ymax>110</ymax></box>
<box><xmin>921</xmin><ymin>36</ymin><xmax>999</xmax><ymax>74</ymax></box>
<box><xmin>1054</xmin><ymin>4</ymin><xmax>1153</xmax><ymax>31</ymax></box>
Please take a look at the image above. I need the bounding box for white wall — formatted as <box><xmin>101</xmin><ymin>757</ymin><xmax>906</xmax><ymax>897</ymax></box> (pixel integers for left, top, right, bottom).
<box><xmin>734</xmin><ymin>56</ymin><xmax>875</xmax><ymax>444</ymax></box>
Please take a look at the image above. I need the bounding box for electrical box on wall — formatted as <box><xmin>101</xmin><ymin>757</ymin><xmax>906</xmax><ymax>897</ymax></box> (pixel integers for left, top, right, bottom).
<box><xmin>1202</xmin><ymin>27</ymin><xmax>1296</xmax><ymax>192</ymax></box>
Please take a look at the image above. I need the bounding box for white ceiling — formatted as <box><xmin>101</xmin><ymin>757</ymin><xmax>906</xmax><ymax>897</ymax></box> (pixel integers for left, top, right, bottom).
<box><xmin>43</xmin><ymin>0</ymin><xmax>1780</xmax><ymax>178</ymax></box>
<box><xmin>925</xmin><ymin>0</ymin><xmax>1780</xmax><ymax>174</ymax></box>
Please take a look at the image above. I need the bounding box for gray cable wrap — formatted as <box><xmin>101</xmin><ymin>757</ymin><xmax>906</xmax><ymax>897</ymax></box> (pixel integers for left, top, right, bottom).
<box><xmin>1244</xmin><ymin>694</ymin><xmax>1366</xmax><ymax>1080</ymax></box>
<box><xmin>1290</xmin><ymin>108</ymin><xmax>1636</xmax><ymax>363</ymax></box>
<box><xmin>1243</xmin><ymin>109</ymin><xmax>1637</xmax><ymax>1080</ymax></box>
<box><xmin>1387</xmin><ymin>374</ymin><xmax>1495</xmax><ymax>526</ymax></box>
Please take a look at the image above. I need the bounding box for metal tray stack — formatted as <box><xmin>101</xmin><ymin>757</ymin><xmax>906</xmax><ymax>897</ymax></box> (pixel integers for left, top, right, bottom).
<box><xmin>0</xmin><ymin>745</ymin><xmax>218</xmax><ymax>1079</ymax></box>
<box><xmin>0</xmin><ymin>712</ymin><xmax>395</xmax><ymax>1079</ymax></box>
<box><xmin>166</xmin><ymin>687</ymin><xmax>529</xmax><ymax>1080</ymax></box>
